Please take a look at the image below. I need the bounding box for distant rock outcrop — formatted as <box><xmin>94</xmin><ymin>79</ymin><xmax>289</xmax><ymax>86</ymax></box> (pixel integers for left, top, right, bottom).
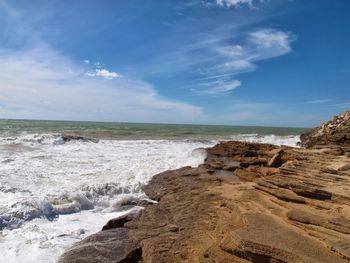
<box><xmin>300</xmin><ymin>109</ymin><xmax>350</xmax><ymax>147</ymax></box>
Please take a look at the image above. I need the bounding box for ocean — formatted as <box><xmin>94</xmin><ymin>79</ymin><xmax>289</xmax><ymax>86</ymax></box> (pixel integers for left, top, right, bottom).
<box><xmin>0</xmin><ymin>119</ymin><xmax>307</xmax><ymax>262</ymax></box>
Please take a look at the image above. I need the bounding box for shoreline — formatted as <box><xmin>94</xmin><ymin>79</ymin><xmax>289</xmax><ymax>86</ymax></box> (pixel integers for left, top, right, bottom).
<box><xmin>60</xmin><ymin>140</ymin><xmax>350</xmax><ymax>262</ymax></box>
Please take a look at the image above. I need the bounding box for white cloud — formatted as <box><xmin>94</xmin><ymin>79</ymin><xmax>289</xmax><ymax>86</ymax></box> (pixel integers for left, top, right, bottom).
<box><xmin>212</xmin><ymin>28</ymin><xmax>294</xmax><ymax>75</ymax></box>
<box><xmin>222</xmin><ymin>59</ymin><xmax>255</xmax><ymax>72</ymax></box>
<box><xmin>178</xmin><ymin>28</ymin><xmax>296</xmax><ymax>97</ymax></box>
<box><xmin>250</xmin><ymin>29</ymin><xmax>291</xmax><ymax>49</ymax></box>
<box><xmin>217</xmin><ymin>45</ymin><xmax>244</xmax><ymax>57</ymax></box>
<box><xmin>85</xmin><ymin>68</ymin><xmax>120</xmax><ymax>79</ymax></box>
<box><xmin>0</xmin><ymin>46</ymin><xmax>204</xmax><ymax>123</ymax></box>
<box><xmin>188</xmin><ymin>28</ymin><xmax>295</xmax><ymax>96</ymax></box>
<box><xmin>215</xmin><ymin>0</ymin><xmax>254</xmax><ymax>8</ymax></box>
<box><xmin>83</xmin><ymin>59</ymin><xmax>90</xmax><ymax>64</ymax></box>
<box><xmin>248</xmin><ymin>28</ymin><xmax>295</xmax><ymax>59</ymax></box>
<box><xmin>193</xmin><ymin>79</ymin><xmax>241</xmax><ymax>95</ymax></box>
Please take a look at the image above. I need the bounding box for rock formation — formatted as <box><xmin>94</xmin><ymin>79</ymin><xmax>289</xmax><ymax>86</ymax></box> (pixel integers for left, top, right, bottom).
<box><xmin>60</xmin><ymin>110</ymin><xmax>350</xmax><ymax>263</ymax></box>
<box><xmin>300</xmin><ymin>109</ymin><xmax>350</xmax><ymax>147</ymax></box>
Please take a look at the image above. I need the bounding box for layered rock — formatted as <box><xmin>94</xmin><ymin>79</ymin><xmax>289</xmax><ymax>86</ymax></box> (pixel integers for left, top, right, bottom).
<box><xmin>300</xmin><ymin>109</ymin><xmax>350</xmax><ymax>147</ymax></box>
<box><xmin>60</xmin><ymin>110</ymin><xmax>350</xmax><ymax>263</ymax></box>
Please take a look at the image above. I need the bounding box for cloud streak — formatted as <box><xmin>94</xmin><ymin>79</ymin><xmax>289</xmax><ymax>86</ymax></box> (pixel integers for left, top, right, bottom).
<box><xmin>147</xmin><ymin>27</ymin><xmax>295</xmax><ymax>96</ymax></box>
<box><xmin>215</xmin><ymin>0</ymin><xmax>254</xmax><ymax>8</ymax></box>
<box><xmin>192</xmin><ymin>79</ymin><xmax>241</xmax><ymax>95</ymax></box>
<box><xmin>217</xmin><ymin>29</ymin><xmax>295</xmax><ymax>71</ymax></box>
<box><xmin>305</xmin><ymin>99</ymin><xmax>332</xmax><ymax>104</ymax></box>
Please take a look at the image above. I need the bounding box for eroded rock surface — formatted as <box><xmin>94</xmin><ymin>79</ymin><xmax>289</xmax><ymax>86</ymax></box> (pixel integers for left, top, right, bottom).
<box><xmin>60</xmin><ymin>140</ymin><xmax>350</xmax><ymax>263</ymax></box>
<box><xmin>60</xmin><ymin>110</ymin><xmax>350</xmax><ymax>263</ymax></box>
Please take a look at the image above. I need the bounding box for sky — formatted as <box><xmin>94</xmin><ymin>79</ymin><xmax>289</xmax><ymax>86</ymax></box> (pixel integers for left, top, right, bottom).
<box><xmin>0</xmin><ymin>0</ymin><xmax>349</xmax><ymax>127</ymax></box>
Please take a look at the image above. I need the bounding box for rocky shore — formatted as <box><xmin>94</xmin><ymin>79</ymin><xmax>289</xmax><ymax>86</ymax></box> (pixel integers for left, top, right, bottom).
<box><xmin>60</xmin><ymin>110</ymin><xmax>350</xmax><ymax>263</ymax></box>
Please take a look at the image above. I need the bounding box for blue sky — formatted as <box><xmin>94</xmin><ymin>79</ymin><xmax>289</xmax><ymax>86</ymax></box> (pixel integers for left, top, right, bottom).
<box><xmin>0</xmin><ymin>0</ymin><xmax>349</xmax><ymax>127</ymax></box>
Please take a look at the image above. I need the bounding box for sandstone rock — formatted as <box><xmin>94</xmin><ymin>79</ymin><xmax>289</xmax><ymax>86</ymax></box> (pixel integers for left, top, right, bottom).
<box><xmin>61</xmin><ymin>132</ymin><xmax>350</xmax><ymax>262</ymax></box>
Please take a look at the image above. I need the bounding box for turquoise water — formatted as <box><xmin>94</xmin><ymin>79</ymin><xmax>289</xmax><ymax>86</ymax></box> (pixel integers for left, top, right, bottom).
<box><xmin>0</xmin><ymin>119</ymin><xmax>308</xmax><ymax>140</ymax></box>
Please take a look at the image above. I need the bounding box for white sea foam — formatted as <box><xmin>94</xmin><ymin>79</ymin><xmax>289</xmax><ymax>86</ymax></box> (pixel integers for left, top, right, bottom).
<box><xmin>227</xmin><ymin>134</ymin><xmax>301</xmax><ymax>146</ymax></box>
<box><xmin>0</xmin><ymin>133</ymin><xmax>300</xmax><ymax>262</ymax></box>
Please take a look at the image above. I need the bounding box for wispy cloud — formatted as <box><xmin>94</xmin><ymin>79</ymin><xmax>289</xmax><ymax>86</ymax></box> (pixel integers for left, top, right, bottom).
<box><xmin>248</xmin><ymin>28</ymin><xmax>295</xmax><ymax>59</ymax></box>
<box><xmin>198</xmin><ymin>0</ymin><xmax>263</xmax><ymax>9</ymax></box>
<box><xmin>215</xmin><ymin>0</ymin><xmax>254</xmax><ymax>8</ymax></box>
<box><xmin>192</xmin><ymin>79</ymin><xmax>241</xmax><ymax>95</ymax></box>
<box><xmin>215</xmin><ymin>28</ymin><xmax>295</xmax><ymax>68</ymax></box>
<box><xmin>250</xmin><ymin>29</ymin><xmax>291</xmax><ymax>48</ymax></box>
<box><xmin>144</xmin><ymin>27</ymin><xmax>295</xmax><ymax>96</ymax></box>
<box><xmin>190</xmin><ymin>28</ymin><xmax>295</xmax><ymax>95</ymax></box>
<box><xmin>305</xmin><ymin>99</ymin><xmax>332</xmax><ymax>104</ymax></box>
<box><xmin>330</xmin><ymin>102</ymin><xmax>350</xmax><ymax>109</ymax></box>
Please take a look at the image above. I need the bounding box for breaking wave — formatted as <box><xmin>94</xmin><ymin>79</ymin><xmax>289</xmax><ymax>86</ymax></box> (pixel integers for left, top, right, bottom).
<box><xmin>0</xmin><ymin>183</ymin><xmax>153</xmax><ymax>230</ymax></box>
<box><xmin>0</xmin><ymin>133</ymin><xmax>98</xmax><ymax>146</ymax></box>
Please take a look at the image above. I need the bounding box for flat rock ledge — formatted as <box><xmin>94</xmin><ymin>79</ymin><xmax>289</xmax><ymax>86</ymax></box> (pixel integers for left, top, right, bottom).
<box><xmin>60</xmin><ymin>139</ymin><xmax>350</xmax><ymax>263</ymax></box>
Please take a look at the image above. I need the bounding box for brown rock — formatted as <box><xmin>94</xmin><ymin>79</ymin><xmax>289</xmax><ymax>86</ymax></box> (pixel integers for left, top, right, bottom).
<box><xmin>59</xmin><ymin>228</ymin><xmax>141</xmax><ymax>263</ymax></box>
<box><xmin>102</xmin><ymin>212</ymin><xmax>139</xmax><ymax>231</ymax></box>
<box><xmin>267</xmin><ymin>149</ymin><xmax>284</xmax><ymax>167</ymax></box>
<box><xmin>61</xmin><ymin>128</ymin><xmax>350</xmax><ymax>263</ymax></box>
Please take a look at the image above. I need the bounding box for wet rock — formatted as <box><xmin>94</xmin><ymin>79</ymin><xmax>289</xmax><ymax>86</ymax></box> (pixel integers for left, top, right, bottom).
<box><xmin>59</xmin><ymin>228</ymin><xmax>141</xmax><ymax>263</ymax></box>
<box><xmin>102</xmin><ymin>212</ymin><xmax>139</xmax><ymax>231</ymax></box>
<box><xmin>2</xmin><ymin>158</ymin><xmax>14</xmax><ymax>163</ymax></box>
<box><xmin>61</xmin><ymin>135</ymin><xmax>99</xmax><ymax>143</ymax></box>
<box><xmin>119</xmin><ymin>197</ymin><xmax>155</xmax><ymax>207</ymax></box>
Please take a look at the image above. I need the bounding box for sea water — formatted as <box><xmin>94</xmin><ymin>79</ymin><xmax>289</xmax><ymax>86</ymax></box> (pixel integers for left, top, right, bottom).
<box><xmin>0</xmin><ymin>119</ymin><xmax>307</xmax><ymax>262</ymax></box>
